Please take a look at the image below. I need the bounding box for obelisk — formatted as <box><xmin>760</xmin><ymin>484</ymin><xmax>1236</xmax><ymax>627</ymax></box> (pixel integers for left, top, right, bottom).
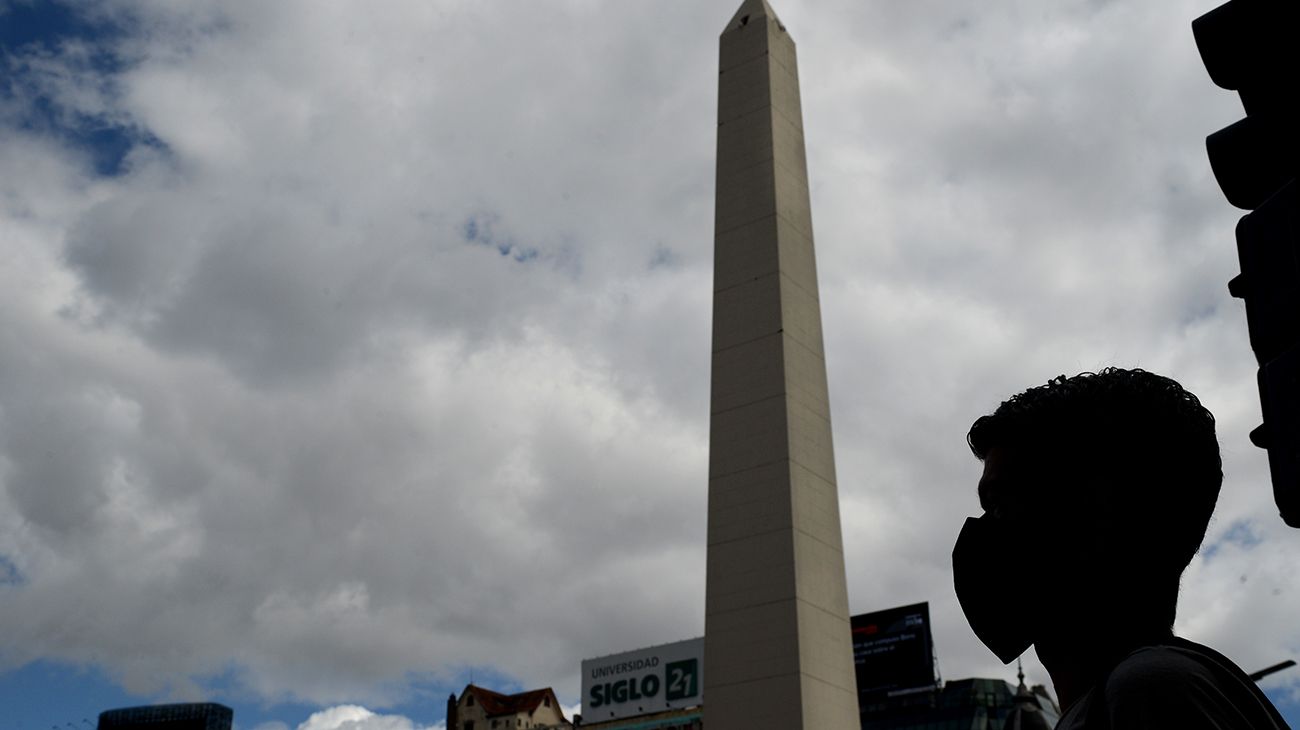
<box><xmin>703</xmin><ymin>1</ymin><xmax>859</xmax><ymax>728</ymax></box>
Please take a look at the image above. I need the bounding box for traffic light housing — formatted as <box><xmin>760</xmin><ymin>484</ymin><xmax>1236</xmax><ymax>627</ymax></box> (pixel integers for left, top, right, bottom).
<box><xmin>1194</xmin><ymin>0</ymin><xmax>1300</xmax><ymax>527</ymax></box>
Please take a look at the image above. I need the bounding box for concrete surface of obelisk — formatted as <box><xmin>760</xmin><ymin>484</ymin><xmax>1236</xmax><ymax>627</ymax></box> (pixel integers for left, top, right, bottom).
<box><xmin>703</xmin><ymin>1</ymin><xmax>859</xmax><ymax>728</ymax></box>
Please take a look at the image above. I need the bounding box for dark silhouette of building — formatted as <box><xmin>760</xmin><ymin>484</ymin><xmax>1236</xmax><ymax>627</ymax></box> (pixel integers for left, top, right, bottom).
<box><xmin>97</xmin><ymin>703</ymin><xmax>233</xmax><ymax>730</ymax></box>
<box><xmin>858</xmin><ymin>671</ymin><xmax>1059</xmax><ymax>730</ymax></box>
<box><xmin>1003</xmin><ymin>665</ymin><xmax>1056</xmax><ymax>730</ymax></box>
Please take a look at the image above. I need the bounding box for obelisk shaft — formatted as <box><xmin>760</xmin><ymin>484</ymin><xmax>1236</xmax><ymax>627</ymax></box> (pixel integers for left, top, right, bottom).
<box><xmin>703</xmin><ymin>2</ymin><xmax>859</xmax><ymax>729</ymax></box>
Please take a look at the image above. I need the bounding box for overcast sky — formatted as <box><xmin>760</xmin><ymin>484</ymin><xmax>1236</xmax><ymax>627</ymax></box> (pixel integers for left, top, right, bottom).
<box><xmin>1</xmin><ymin>0</ymin><xmax>1297</xmax><ymax>729</ymax></box>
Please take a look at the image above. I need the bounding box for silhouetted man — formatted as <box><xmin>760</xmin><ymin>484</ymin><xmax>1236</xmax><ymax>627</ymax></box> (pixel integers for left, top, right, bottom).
<box><xmin>952</xmin><ymin>368</ymin><xmax>1289</xmax><ymax>728</ymax></box>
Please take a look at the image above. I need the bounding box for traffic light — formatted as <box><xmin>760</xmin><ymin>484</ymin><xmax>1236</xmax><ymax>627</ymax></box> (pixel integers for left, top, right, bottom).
<box><xmin>1193</xmin><ymin>0</ymin><xmax>1300</xmax><ymax>527</ymax></box>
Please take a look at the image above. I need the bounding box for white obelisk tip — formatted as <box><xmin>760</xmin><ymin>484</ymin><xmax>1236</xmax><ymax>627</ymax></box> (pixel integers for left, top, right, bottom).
<box><xmin>724</xmin><ymin>0</ymin><xmax>782</xmax><ymax>32</ymax></box>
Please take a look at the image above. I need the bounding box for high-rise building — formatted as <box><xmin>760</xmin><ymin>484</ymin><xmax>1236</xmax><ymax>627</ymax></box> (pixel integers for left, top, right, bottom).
<box><xmin>703</xmin><ymin>2</ymin><xmax>859</xmax><ymax>728</ymax></box>
<box><xmin>858</xmin><ymin>675</ymin><xmax>1060</xmax><ymax>729</ymax></box>
<box><xmin>97</xmin><ymin>703</ymin><xmax>233</xmax><ymax>730</ymax></box>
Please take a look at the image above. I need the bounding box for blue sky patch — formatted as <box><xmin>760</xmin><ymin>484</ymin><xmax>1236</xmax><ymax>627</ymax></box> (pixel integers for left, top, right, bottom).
<box><xmin>0</xmin><ymin>660</ymin><xmax>539</xmax><ymax>730</ymax></box>
<box><xmin>0</xmin><ymin>661</ymin><xmax>138</xmax><ymax>730</ymax></box>
<box><xmin>648</xmin><ymin>245</ymin><xmax>677</xmax><ymax>270</ymax></box>
<box><xmin>1</xmin><ymin>0</ymin><xmax>163</xmax><ymax>177</ymax></box>
<box><xmin>462</xmin><ymin>214</ymin><xmax>540</xmax><ymax>263</ymax></box>
<box><xmin>1222</xmin><ymin>519</ymin><xmax>1263</xmax><ymax>549</ymax></box>
<box><xmin>1264</xmin><ymin>686</ymin><xmax>1300</xmax><ymax>729</ymax></box>
<box><xmin>0</xmin><ymin>554</ymin><xmax>22</xmax><ymax>585</ymax></box>
<box><xmin>1201</xmin><ymin>519</ymin><xmax>1264</xmax><ymax>563</ymax></box>
<box><xmin>0</xmin><ymin>1</ymin><xmax>104</xmax><ymax>52</ymax></box>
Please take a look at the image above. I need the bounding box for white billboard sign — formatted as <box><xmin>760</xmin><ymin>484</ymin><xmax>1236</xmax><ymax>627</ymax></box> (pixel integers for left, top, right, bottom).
<box><xmin>581</xmin><ymin>637</ymin><xmax>704</xmax><ymax>722</ymax></box>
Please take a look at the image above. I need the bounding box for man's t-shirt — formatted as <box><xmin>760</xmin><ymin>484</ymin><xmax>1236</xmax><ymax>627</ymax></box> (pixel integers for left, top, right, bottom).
<box><xmin>1055</xmin><ymin>638</ymin><xmax>1289</xmax><ymax>729</ymax></box>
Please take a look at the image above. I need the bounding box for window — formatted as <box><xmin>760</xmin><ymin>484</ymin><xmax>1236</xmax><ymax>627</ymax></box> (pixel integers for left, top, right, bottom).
<box><xmin>467</xmin><ymin>695</ymin><xmax>475</xmax><ymax>706</ymax></box>
<box><xmin>462</xmin><ymin>723</ymin><xmax>474</xmax><ymax>730</ymax></box>
<box><xmin>544</xmin><ymin>698</ymin><xmax>550</xmax><ymax>707</ymax></box>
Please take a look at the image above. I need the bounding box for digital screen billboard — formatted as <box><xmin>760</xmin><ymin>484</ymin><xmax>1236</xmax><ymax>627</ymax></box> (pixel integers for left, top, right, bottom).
<box><xmin>581</xmin><ymin>637</ymin><xmax>703</xmax><ymax>722</ymax></box>
<box><xmin>851</xmin><ymin>602</ymin><xmax>936</xmax><ymax>697</ymax></box>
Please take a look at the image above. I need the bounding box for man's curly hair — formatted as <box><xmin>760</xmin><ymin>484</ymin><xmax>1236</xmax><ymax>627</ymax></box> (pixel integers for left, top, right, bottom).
<box><xmin>968</xmin><ymin>367</ymin><xmax>1222</xmax><ymax>576</ymax></box>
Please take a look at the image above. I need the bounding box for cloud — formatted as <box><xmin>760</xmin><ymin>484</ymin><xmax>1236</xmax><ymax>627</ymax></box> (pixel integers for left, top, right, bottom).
<box><xmin>0</xmin><ymin>0</ymin><xmax>1296</xmax><ymax>720</ymax></box>
<box><xmin>295</xmin><ymin>705</ymin><xmax>440</xmax><ymax>730</ymax></box>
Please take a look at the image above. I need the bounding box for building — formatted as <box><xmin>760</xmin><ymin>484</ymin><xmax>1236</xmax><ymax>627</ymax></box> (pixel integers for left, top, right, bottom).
<box><xmin>445</xmin><ymin>684</ymin><xmax>571</xmax><ymax>730</ymax></box>
<box><xmin>847</xmin><ymin>602</ymin><xmax>1059</xmax><ymax>729</ymax></box>
<box><xmin>576</xmin><ymin>706</ymin><xmax>701</xmax><ymax>730</ymax></box>
<box><xmin>97</xmin><ymin>703</ymin><xmax>233</xmax><ymax>730</ymax></box>
<box><xmin>1004</xmin><ymin>677</ymin><xmax>1059</xmax><ymax>730</ymax></box>
<box><xmin>858</xmin><ymin>673</ymin><xmax>1059</xmax><ymax>730</ymax></box>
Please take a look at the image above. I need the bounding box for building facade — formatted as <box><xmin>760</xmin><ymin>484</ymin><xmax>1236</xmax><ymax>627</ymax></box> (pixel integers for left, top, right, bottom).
<box><xmin>446</xmin><ymin>684</ymin><xmax>571</xmax><ymax>730</ymax></box>
<box><xmin>97</xmin><ymin>703</ymin><xmax>233</xmax><ymax>730</ymax></box>
<box><xmin>858</xmin><ymin>677</ymin><xmax>1060</xmax><ymax>730</ymax></box>
<box><xmin>577</xmin><ymin>706</ymin><xmax>701</xmax><ymax>730</ymax></box>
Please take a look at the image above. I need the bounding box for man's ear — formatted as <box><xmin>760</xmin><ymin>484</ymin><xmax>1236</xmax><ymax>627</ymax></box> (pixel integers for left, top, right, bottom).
<box><xmin>1056</xmin><ymin>476</ymin><xmax>1128</xmax><ymax>567</ymax></box>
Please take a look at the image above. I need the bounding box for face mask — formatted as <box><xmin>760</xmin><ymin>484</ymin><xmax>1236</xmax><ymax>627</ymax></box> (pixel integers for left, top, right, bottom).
<box><xmin>952</xmin><ymin>515</ymin><xmax>1035</xmax><ymax>664</ymax></box>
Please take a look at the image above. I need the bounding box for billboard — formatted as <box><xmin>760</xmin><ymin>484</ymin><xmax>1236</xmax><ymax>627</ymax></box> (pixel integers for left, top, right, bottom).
<box><xmin>851</xmin><ymin>602</ymin><xmax>936</xmax><ymax>697</ymax></box>
<box><xmin>581</xmin><ymin>637</ymin><xmax>703</xmax><ymax>722</ymax></box>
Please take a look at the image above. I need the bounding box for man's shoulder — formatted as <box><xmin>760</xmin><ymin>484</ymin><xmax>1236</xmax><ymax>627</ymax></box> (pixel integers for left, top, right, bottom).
<box><xmin>1111</xmin><ymin>642</ymin><xmax>1215</xmax><ymax>683</ymax></box>
<box><xmin>1104</xmin><ymin>643</ymin><xmax>1220</xmax><ymax>702</ymax></box>
<box><xmin>1092</xmin><ymin>639</ymin><xmax>1287</xmax><ymax>729</ymax></box>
